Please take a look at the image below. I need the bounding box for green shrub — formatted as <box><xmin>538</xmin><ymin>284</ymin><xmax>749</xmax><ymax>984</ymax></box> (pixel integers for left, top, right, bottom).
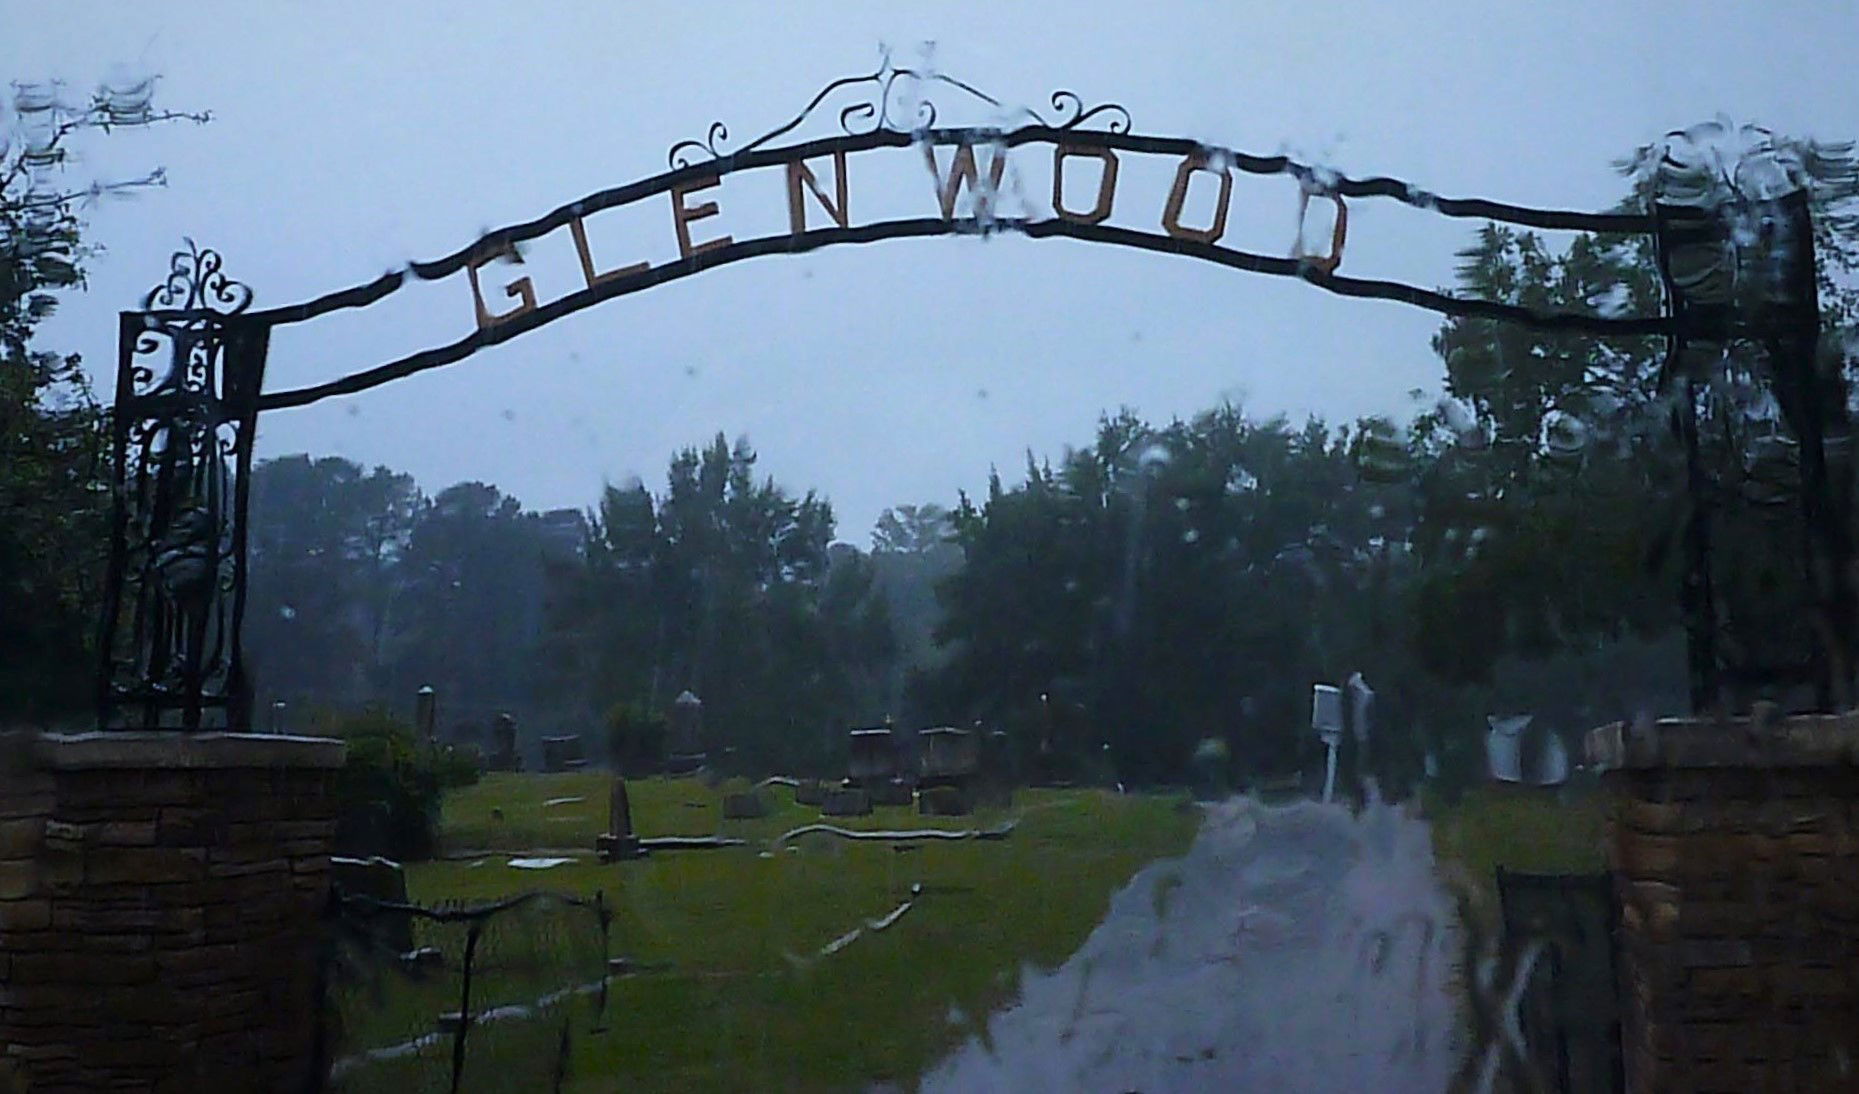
<box><xmin>331</xmin><ymin>709</ymin><xmax>442</xmax><ymax>862</ymax></box>
<box><xmin>434</xmin><ymin>742</ymin><xmax>484</xmax><ymax>790</ymax></box>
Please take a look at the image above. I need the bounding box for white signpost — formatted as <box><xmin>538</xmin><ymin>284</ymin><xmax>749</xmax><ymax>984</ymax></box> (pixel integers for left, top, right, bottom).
<box><xmin>1311</xmin><ymin>684</ymin><xmax>1343</xmax><ymax>803</ymax></box>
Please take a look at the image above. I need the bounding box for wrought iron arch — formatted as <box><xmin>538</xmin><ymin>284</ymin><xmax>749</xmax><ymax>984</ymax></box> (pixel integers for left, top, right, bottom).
<box><xmin>97</xmin><ymin>61</ymin><xmax>1827</xmax><ymax>728</ymax></box>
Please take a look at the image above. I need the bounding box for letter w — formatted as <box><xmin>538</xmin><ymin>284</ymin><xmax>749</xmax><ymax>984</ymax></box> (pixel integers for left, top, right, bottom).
<box><xmin>922</xmin><ymin>143</ymin><xmax>1009</xmax><ymax>221</ymax></box>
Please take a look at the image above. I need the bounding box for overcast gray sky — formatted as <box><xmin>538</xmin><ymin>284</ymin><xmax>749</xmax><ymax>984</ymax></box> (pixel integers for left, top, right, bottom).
<box><xmin>7</xmin><ymin>2</ymin><xmax>1856</xmax><ymax>541</ymax></box>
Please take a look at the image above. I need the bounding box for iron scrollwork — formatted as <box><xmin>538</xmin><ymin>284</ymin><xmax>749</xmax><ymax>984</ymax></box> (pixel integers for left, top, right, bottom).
<box><xmin>668</xmin><ymin>53</ymin><xmax>1131</xmax><ymax>170</ymax></box>
<box><xmin>99</xmin><ymin>241</ymin><xmax>267</xmax><ymax>730</ymax></box>
<box><xmin>143</xmin><ymin>239</ymin><xmax>256</xmax><ymax>313</ymax></box>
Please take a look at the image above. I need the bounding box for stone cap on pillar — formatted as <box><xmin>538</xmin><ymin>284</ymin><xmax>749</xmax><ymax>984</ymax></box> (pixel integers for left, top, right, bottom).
<box><xmin>1586</xmin><ymin>712</ymin><xmax>1859</xmax><ymax>771</ymax></box>
<box><xmin>24</xmin><ymin>730</ymin><xmax>347</xmax><ymax>771</ymax></box>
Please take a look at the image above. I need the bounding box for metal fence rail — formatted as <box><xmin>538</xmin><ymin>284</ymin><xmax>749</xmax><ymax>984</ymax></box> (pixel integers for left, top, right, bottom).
<box><xmin>309</xmin><ymin>887</ymin><xmax>612</xmax><ymax>1093</ymax></box>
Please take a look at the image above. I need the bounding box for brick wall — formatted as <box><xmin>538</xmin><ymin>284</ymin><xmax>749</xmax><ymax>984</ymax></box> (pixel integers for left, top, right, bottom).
<box><xmin>1589</xmin><ymin>715</ymin><xmax>1859</xmax><ymax>1092</ymax></box>
<box><xmin>0</xmin><ymin>732</ymin><xmax>344</xmax><ymax>1093</ymax></box>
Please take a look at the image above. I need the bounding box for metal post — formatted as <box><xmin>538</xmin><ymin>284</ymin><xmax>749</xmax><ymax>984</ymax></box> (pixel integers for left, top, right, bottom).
<box><xmin>450</xmin><ymin>920</ymin><xmax>482</xmax><ymax>1094</ymax></box>
<box><xmin>591</xmin><ymin>891</ymin><xmax>611</xmax><ymax>1033</ymax></box>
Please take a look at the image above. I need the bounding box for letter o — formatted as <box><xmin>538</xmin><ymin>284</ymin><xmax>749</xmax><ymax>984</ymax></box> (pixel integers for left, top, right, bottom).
<box><xmin>1161</xmin><ymin>154</ymin><xmax>1233</xmax><ymax>245</ymax></box>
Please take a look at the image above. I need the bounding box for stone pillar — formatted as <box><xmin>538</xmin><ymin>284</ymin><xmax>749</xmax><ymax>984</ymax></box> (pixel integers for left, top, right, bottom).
<box><xmin>0</xmin><ymin>731</ymin><xmax>344</xmax><ymax>1092</ymax></box>
<box><xmin>1587</xmin><ymin>715</ymin><xmax>1859</xmax><ymax>1091</ymax></box>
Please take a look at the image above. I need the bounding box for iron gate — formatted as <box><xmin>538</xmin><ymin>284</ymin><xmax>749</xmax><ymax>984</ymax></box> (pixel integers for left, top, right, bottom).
<box><xmin>1496</xmin><ymin>868</ymin><xmax>1624</xmax><ymax>1094</ymax></box>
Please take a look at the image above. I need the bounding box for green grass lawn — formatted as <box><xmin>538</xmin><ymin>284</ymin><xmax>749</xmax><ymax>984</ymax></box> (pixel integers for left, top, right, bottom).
<box><xmin>335</xmin><ymin>774</ymin><xmax>1199</xmax><ymax>1093</ymax></box>
<box><xmin>1426</xmin><ymin>784</ymin><xmax>1608</xmax><ymax>921</ymax></box>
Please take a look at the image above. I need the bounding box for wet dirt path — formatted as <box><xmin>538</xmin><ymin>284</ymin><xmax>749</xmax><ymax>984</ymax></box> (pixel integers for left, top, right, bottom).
<box><xmin>920</xmin><ymin>797</ymin><xmax>1462</xmax><ymax>1093</ymax></box>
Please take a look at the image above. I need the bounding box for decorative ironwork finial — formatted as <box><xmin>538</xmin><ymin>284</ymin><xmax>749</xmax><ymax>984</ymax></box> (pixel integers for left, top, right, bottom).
<box><xmin>666</xmin><ymin>58</ymin><xmax>1131</xmax><ymax>171</ymax></box>
<box><xmin>142</xmin><ymin>238</ymin><xmax>253</xmax><ymax>313</ymax></box>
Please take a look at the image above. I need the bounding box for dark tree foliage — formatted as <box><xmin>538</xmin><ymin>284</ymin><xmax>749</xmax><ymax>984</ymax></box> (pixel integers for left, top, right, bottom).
<box><xmin>383</xmin><ymin>481</ymin><xmax>556</xmax><ymax>718</ymax></box>
<box><xmin>1408</xmin><ymin>226</ymin><xmax>1679</xmax><ymax>686</ymax></box>
<box><xmin>0</xmin><ymin>217</ymin><xmax>103</xmax><ymax>724</ymax></box>
<box><xmin>0</xmin><ymin>76</ymin><xmax>205</xmax><ymax>726</ymax></box>
<box><xmin>541</xmin><ymin>434</ymin><xmax>895</xmax><ymax>775</ymax></box>
<box><xmin>245</xmin><ymin>455</ymin><xmax>420</xmax><ymax>710</ymax></box>
<box><xmin>917</xmin><ymin>406</ymin><xmax>1420</xmax><ymax>786</ymax></box>
<box><xmin>245</xmin><ymin>457</ymin><xmax>571</xmax><ymax>740</ymax></box>
<box><xmin>868</xmin><ymin>503</ymin><xmax>963</xmax><ymax>723</ymax></box>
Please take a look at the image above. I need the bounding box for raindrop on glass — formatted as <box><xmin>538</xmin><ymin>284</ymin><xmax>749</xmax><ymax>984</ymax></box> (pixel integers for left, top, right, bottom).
<box><xmin>99</xmin><ymin>66</ymin><xmax>154</xmax><ymax>125</ymax></box>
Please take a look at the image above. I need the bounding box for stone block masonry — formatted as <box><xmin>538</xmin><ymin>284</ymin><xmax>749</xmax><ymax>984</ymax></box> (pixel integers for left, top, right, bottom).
<box><xmin>0</xmin><ymin>732</ymin><xmax>344</xmax><ymax>1093</ymax></box>
<box><xmin>1588</xmin><ymin>714</ymin><xmax>1859</xmax><ymax>1092</ymax></box>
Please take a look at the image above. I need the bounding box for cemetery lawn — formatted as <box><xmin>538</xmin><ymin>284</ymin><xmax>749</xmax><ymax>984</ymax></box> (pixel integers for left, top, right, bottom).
<box><xmin>1427</xmin><ymin>785</ymin><xmax>1607</xmax><ymax>918</ymax></box>
<box><xmin>400</xmin><ymin>774</ymin><xmax>1199</xmax><ymax>1091</ymax></box>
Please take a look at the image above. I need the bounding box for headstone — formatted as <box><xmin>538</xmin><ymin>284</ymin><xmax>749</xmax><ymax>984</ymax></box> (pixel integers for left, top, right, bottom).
<box><xmin>917</xmin><ymin>727</ymin><xmax>978</xmax><ymax>785</ymax></box>
<box><xmin>848</xmin><ymin>727</ymin><xmax>898</xmax><ymax>785</ymax></box>
<box><xmin>821</xmin><ymin>787</ymin><xmax>872</xmax><ymax>817</ymax></box>
<box><xmin>597</xmin><ymin>776</ymin><xmax>642</xmax><ymax>862</ymax></box>
<box><xmin>918</xmin><ymin>785</ymin><xmax>972</xmax><ymax>817</ymax></box>
<box><xmin>1487</xmin><ymin>716</ymin><xmax>1570</xmax><ymax>788</ymax></box>
<box><xmin>487</xmin><ymin>713</ymin><xmax>520</xmax><ymax>772</ymax></box>
<box><xmin>982</xmin><ymin>728</ymin><xmax>1014</xmax><ymax>783</ymax></box>
<box><xmin>722</xmin><ymin>791</ymin><xmax>770</xmax><ymax>819</ymax></box>
<box><xmin>415</xmin><ymin>686</ymin><xmax>437</xmax><ymax>745</ymax></box>
<box><xmin>868</xmin><ymin>779</ymin><xmax>914</xmax><ymax>807</ymax></box>
<box><xmin>1535</xmin><ymin>730</ymin><xmax>1570</xmax><ymax>787</ymax></box>
<box><xmin>541</xmin><ymin>734</ymin><xmax>587</xmax><ymax>773</ymax></box>
<box><xmin>665</xmin><ymin>752</ymin><xmax>707</xmax><ymax>777</ymax></box>
<box><xmin>596</xmin><ymin>834</ymin><xmax>644</xmax><ymax>862</ymax></box>
<box><xmin>1346</xmin><ymin>672</ymin><xmax>1375</xmax><ymax>744</ymax></box>
<box><xmin>609</xmin><ymin>778</ymin><xmax>633</xmax><ymax>839</ymax></box>
<box><xmin>1335</xmin><ymin>671</ymin><xmax>1377</xmax><ymax>809</ymax></box>
<box><xmin>794</xmin><ymin>779</ymin><xmax>826</xmax><ymax>806</ymax></box>
<box><xmin>331</xmin><ymin>855</ymin><xmax>414</xmax><ymax>954</ymax></box>
<box><xmin>1486</xmin><ymin>715</ymin><xmax>1532</xmax><ymax>784</ymax></box>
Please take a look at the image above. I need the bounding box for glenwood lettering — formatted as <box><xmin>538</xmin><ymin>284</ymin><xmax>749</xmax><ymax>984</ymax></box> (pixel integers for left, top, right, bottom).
<box><xmin>465</xmin><ymin>137</ymin><xmax>1342</xmax><ymax>331</ymax></box>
